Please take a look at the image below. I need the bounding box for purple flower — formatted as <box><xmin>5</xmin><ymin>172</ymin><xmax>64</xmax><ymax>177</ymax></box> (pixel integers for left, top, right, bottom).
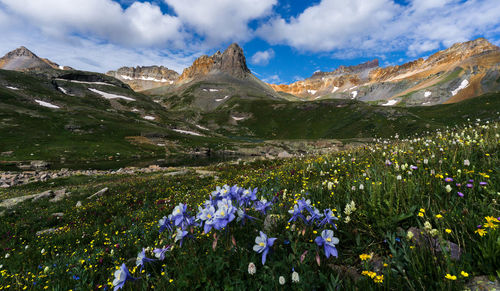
<box><xmin>385</xmin><ymin>159</ymin><xmax>392</xmax><ymax>166</ymax></box>
<box><xmin>297</xmin><ymin>198</ymin><xmax>313</xmax><ymax>213</ymax></box>
<box><xmin>113</xmin><ymin>263</ymin><xmax>137</xmax><ymax>290</ymax></box>
<box><xmin>158</xmin><ymin>216</ymin><xmax>173</xmax><ymax>233</ymax></box>
<box><xmin>456</xmin><ymin>183</ymin><xmax>461</xmax><ymax>187</ymax></box>
<box><xmin>136</xmin><ymin>248</ymin><xmax>156</xmax><ymax>270</ymax></box>
<box><xmin>288</xmin><ymin>204</ymin><xmax>305</xmax><ymax>223</ymax></box>
<box><xmin>314</xmin><ymin>229</ymin><xmax>339</xmax><ymax>258</ymax></box>
<box><xmin>214</xmin><ymin>199</ymin><xmax>236</xmax><ymax>229</ymax></box>
<box><xmin>457</xmin><ymin>192</ymin><xmax>464</xmax><ymax>197</ymax></box>
<box><xmin>468</xmin><ymin>179</ymin><xmax>474</xmax><ymax>183</ymax></box>
<box><xmin>240</xmin><ymin>188</ymin><xmax>258</xmax><ymax>206</ymax></box>
<box><xmin>480</xmin><ymin>182</ymin><xmax>487</xmax><ymax>186</ymax></box>
<box><xmin>254</xmin><ymin>198</ymin><xmax>272</xmax><ymax>215</ymax></box>
<box><xmin>444</xmin><ymin>177</ymin><xmax>453</xmax><ymax>182</ymax></box>
<box><xmin>308</xmin><ymin>207</ymin><xmax>324</xmax><ymax>224</ymax></box>
<box><xmin>252</xmin><ymin>231</ymin><xmax>277</xmax><ymax>265</ymax></box>
<box><xmin>153</xmin><ymin>246</ymin><xmax>171</xmax><ymax>260</ymax></box>
<box><xmin>170</xmin><ymin>203</ymin><xmax>193</xmax><ymax>229</ymax></box>
<box><xmin>410</xmin><ymin>165</ymin><xmax>418</xmax><ymax>170</ymax></box>
<box><xmin>320</xmin><ymin>209</ymin><xmax>338</xmax><ymax>228</ymax></box>
<box><xmin>174</xmin><ymin>228</ymin><xmax>188</xmax><ymax>246</ymax></box>
<box><xmin>196</xmin><ymin>204</ymin><xmax>216</xmax><ymax>234</ymax></box>
<box><xmin>466</xmin><ymin>183</ymin><xmax>473</xmax><ymax>188</ymax></box>
<box><xmin>236</xmin><ymin>207</ymin><xmax>255</xmax><ymax>225</ymax></box>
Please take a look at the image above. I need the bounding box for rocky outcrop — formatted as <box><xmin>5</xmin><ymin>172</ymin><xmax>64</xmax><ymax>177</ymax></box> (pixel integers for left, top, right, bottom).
<box><xmin>106</xmin><ymin>66</ymin><xmax>179</xmax><ymax>91</ymax></box>
<box><xmin>268</xmin><ymin>38</ymin><xmax>500</xmax><ymax>106</ymax></box>
<box><xmin>0</xmin><ymin>46</ymin><xmax>66</xmax><ymax>71</ymax></box>
<box><xmin>177</xmin><ymin>43</ymin><xmax>251</xmax><ymax>83</ymax></box>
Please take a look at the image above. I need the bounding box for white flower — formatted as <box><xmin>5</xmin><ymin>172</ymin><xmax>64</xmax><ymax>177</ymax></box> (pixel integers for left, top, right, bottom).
<box><xmin>430</xmin><ymin>229</ymin><xmax>439</xmax><ymax>237</ymax></box>
<box><xmin>25</xmin><ymin>245</ymin><xmax>29</xmax><ymax>250</ymax></box>
<box><xmin>359</xmin><ymin>184</ymin><xmax>364</xmax><ymax>190</ymax></box>
<box><xmin>44</xmin><ymin>266</ymin><xmax>50</xmax><ymax>273</ymax></box>
<box><xmin>423</xmin><ymin>158</ymin><xmax>428</xmax><ymax>165</ymax></box>
<box><xmin>0</xmin><ymin>264</ymin><xmax>3</xmax><ymax>269</ymax></box>
<box><xmin>464</xmin><ymin>159</ymin><xmax>470</xmax><ymax>166</ymax></box>
<box><xmin>292</xmin><ymin>271</ymin><xmax>300</xmax><ymax>283</ymax></box>
<box><xmin>344</xmin><ymin>216</ymin><xmax>351</xmax><ymax>223</ymax></box>
<box><xmin>397</xmin><ymin>175</ymin><xmax>402</xmax><ymax>180</ymax></box>
<box><xmin>248</xmin><ymin>262</ymin><xmax>256</xmax><ymax>275</ymax></box>
<box><xmin>4</xmin><ymin>253</ymin><xmax>9</xmax><ymax>259</ymax></box>
<box><xmin>424</xmin><ymin>221</ymin><xmax>432</xmax><ymax>231</ymax></box>
<box><xmin>41</xmin><ymin>249</ymin><xmax>45</xmax><ymax>254</ymax></box>
<box><xmin>445</xmin><ymin>185</ymin><xmax>452</xmax><ymax>193</ymax></box>
<box><xmin>279</xmin><ymin>276</ymin><xmax>286</xmax><ymax>285</ymax></box>
<box><xmin>406</xmin><ymin>230</ymin><xmax>414</xmax><ymax>240</ymax></box>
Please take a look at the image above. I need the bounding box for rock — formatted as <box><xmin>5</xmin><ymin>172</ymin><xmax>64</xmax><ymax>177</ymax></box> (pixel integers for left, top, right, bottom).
<box><xmin>30</xmin><ymin>160</ymin><xmax>49</xmax><ymax>170</ymax></box>
<box><xmin>0</xmin><ymin>151</ymin><xmax>13</xmax><ymax>156</ymax></box>
<box><xmin>36</xmin><ymin>228</ymin><xmax>58</xmax><ymax>236</ymax></box>
<box><xmin>263</xmin><ymin>214</ymin><xmax>281</xmax><ymax>232</ymax></box>
<box><xmin>87</xmin><ymin>187</ymin><xmax>109</xmax><ymax>200</ymax></box>
<box><xmin>32</xmin><ymin>190</ymin><xmax>54</xmax><ymax>202</ymax></box>
<box><xmin>278</xmin><ymin>151</ymin><xmax>293</xmax><ymax>158</ymax></box>
<box><xmin>407</xmin><ymin>227</ymin><xmax>462</xmax><ymax>260</ymax></box>
<box><xmin>164</xmin><ymin>169</ymin><xmax>189</xmax><ymax>177</ymax></box>
<box><xmin>466</xmin><ymin>276</ymin><xmax>500</xmax><ymax>291</ymax></box>
<box><xmin>51</xmin><ymin>212</ymin><xmax>64</xmax><ymax>219</ymax></box>
<box><xmin>49</xmin><ymin>189</ymin><xmax>69</xmax><ymax>202</ymax></box>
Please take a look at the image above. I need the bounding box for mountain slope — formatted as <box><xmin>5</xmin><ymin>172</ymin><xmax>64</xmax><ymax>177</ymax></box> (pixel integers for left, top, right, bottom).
<box><xmin>0</xmin><ymin>47</ymin><xmax>70</xmax><ymax>71</ymax></box>
<box><xmin>106</xmin><ymin>66</ymin><xmax>179</xmax><ymax>92</ymax></box>
<box><xmin>269</xmin><ymin>38</ymin><xmax>500</xmax><ymax>106</ymax></box>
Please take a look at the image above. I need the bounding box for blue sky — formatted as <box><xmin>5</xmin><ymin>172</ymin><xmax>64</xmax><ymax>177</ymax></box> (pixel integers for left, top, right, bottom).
<box><xmin>0</xmin><ymin>0</ymin><xmax>499</xmax><ymax>84</ymax></box>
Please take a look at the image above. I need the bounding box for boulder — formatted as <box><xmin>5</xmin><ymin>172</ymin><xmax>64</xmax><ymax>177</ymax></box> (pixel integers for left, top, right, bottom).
<box><xmin>30</xmin><ymin>160</ymin><xmax>49</xmax><ymax>170</ymax></box>
<box><xmin>87</xmin><ymin>187</ymin><xmax>109</xmax><ymax>200</ymax></box>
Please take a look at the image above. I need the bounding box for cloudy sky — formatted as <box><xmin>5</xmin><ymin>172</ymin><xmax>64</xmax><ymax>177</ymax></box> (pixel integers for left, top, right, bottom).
<box><xmin>0</xmin><ymin>0</ymin><xmax>499</xmax><ymax>83</ymax></box>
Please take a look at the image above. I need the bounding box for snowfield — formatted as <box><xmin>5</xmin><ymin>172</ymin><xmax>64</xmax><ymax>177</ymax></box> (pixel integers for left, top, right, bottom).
<box><xmin>195</xmin><ymin>124</ymin><xmax>209</xmax><ymax>131</ymax></box>
<box><xmin>172</xmin><ymin>129</ymin><xmax>203</xmax><ymax>136</ymax></box>
<box><xmin>424</xmin><ymin>91</ymin><xmax>432</xmax><ymax>97</ymax></box>
<box><xmin>120</xmin><ymin>75</ymin><xmax>172</xmax><ymax>83</ymax></box>
<box><xmin>35</xmin><ymin>100</ymin><xmax>60</xmax><ymax>109</ymax></box>
<box><xmin>143</xmin><ymin>116</ymin><xmax>155</xmax><ymax>120</ymax></box>
<box><xmin>381</xmin><ymin>100</ymin><xmax>398</xmax><ymax>106</ymax></box>
<box><xmin>216</xmin><ymin>96</ymin><xmax>230</xmax><ymax>102</ymax></box>
<box><xmin>307</xmin><ymin>90</ymin><xmax>317</xmax><ymax>95</ymax></box>
<box><xmin>451</xmin><ymin>79</ymin><xmax>469</xmax><ymax>96</ymax></box>
<box><xmin>89</xmin><ymin>88</ymin><xmax>135</xmax><ymax>101</ymax></box>
<box><xmin>55</xmin><ymin>79</ymin><xmax>115</xmax><ymax>86</ymax></box>
<box><xmin>351</xmin><ymin>91</ymin><xmax>358</xmax><ymax>99</ymax></box>
<box><xmin>232</xmin><ymin>116</ymin><xmax>245</xmax><ymax>121</ymax></box>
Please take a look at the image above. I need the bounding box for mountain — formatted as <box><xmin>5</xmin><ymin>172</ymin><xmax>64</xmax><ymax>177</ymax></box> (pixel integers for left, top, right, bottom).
<box><xmin>106</xmin><ymin>66</ymin><xmax>179</xmax><ymax>92</ymax></box>
<box><xmin>144</xmin><ymin>43</ymin><xmax>282</xmax><ymax>111</ymax></box>
<box><xmin>268</xmin><ymin>38</ymin><xmax>500</xmax><ymax>106</ymax></box>
<box><xmin>0</xmin><ymin>46</ymin><xmax>70</xmax><ymax>71</ymax></box>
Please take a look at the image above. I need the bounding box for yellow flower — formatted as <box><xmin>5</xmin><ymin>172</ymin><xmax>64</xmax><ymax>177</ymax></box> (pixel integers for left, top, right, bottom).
<box><xmin>435</xmin><ymin>214</ymin><xmax>443</xmax><ymax>219</ymax></box>
<box><xmin>359</xmin><ymin>254</ymin><xmax>372</xmax><ymax>261</ymax></box>
<box><xmin>445</xmin><ymin>274</ymin><xmax>457</xmax><ymax>280</ymax></box>
<box><xmin>418</xmin><ymin>212</ymin><xmax>424</xmax><ymax>217</ymax></box>
<box><xmin>475</xmin><ymin>229</ymin><xmax>487</xmax><ymax>236</ymax></box>
<box><xmin>374</xmin><ymin>275</ymin><xmax>384</xmax><ymax>283</ymax></box>
<box><xmin>484</xmin><ymin>222</ymin><xmax>498</xmax><ymax>229</ymax></box>
<box><xmin>445</xmin><ymin>229</ymin><xmax>452</xmax><ymax>233</ymax></box>
<box><xmin>419</xmin><ymin>208</ymin><xmax>425</xmax><ymax>213</ymax></box>
<box><xmin>461</xmin><ymin>271</ymin><xmax>469</xmax><ymax>278</ymax></box>
<box><xmin>485</xmin><ymin>216</ymin><xmax>498</xmax><ymax>223</ymax></box>
<box><xmin>361</xmin><ymin>271</ymin><xmax>377</xmax><ymax>278</ymax></box>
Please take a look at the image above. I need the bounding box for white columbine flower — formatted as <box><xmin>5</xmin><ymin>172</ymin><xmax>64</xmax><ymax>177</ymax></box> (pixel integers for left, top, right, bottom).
<box><xmin>279</xmin><ymin>276</ymin><xmax>286</xmax><ymax>285</ymax></box>
<box><xmin>292</xmin><ymin>271</ymin><xmax>300</xmax><ymax>283</ymax></box>
<box><xmin>445</xmin><ymin>185</ymin><xmax>452</xmax><ymax>193</ymax></box>
<box><xmin>248</xmin><ymin>262</ymin><xmax>256</xmax><ymax>275</ymax></box>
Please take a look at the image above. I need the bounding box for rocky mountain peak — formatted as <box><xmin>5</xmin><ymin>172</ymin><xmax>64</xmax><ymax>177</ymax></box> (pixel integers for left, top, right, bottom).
<box><xmin>0</xmin><ymin>46</ymin><xmax>64</xmax><ymax>71</ymax></box>
<box><xmin>106</xmin><ymin>65</ymin><xmax>180</xmax><ymax>91</ymax></box>
<box><xmin>178</xmin><ymin>43</ymin><xmax>250</xmax><ymax>83</ymax></box>
<box><xmin>310</xmin><ymin>59</ymin><xmax>379</xmax><ymax>79</ymax></box>
<box><xmin>8</xmin><ymin>46</ymin><xmax>38</xmax><ymax>58</ymax></box>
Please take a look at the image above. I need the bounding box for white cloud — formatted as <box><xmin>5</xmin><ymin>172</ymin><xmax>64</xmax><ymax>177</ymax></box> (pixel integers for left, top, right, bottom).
<box><xmin>250</xmin><ymin>49</ymin><xmax>275</xmax><ymax>66</ymax></box>
<box><xmin>262</xmin><ymin>74</ymin><xmax>281</xmax><ymax>83</ymax></box>
<box><xmin>257</xmin><ymin>0</ymin><xmax>500</xmax><ymax>56</ymax></box>
<box><xmin>164</xmin><ymin>0</ymin><xmax>277</xmax><ymax>45</ymax></box>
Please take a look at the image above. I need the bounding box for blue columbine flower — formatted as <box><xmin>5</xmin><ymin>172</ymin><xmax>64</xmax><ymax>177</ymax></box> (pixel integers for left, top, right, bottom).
<box><xmin>253</xmin><ymin>231</ymin><xmax>277</xmax><ymax>265</ymax></box>
<box><xmin>236</xmin><ymin>207</ymin><xmax>255</xmax><ymax>225</ymax></box>
<box><xmin>240</xmin><ymin>188</ymin><xmax>258</xmax><ymax>206</ymax></box>
<box><xmin>308</xmin><ymin>207</ymin><xmax>324</xmax><ymax>224</ymax></box>
<box><xmin>288</xmin><ymin>204</ymin><xmax>305</xmax><ymax>223</ymax></box>
<box><xmin>158</xmin><ymin>216</ymin><xmax>173</xmax><ymax>233</ymax></box>
<box><xmin>174</xmin><ymin>228</ymin><xmax>188</xmax><ymax>246</ymax></box>
<box><xmin>320</xmin><ymin>209</ymin><xmax>338</xmax><ymax>228</ymax></box>
<box><xmin>214</xmin><ymin>199</ymin><xmax>236</xmax><ymax>229</ymax></box>
<box><xmin>136</xmin><ymin>248</ymin><xmax>156</xmax><ymax>270</ymax></box>
<box><xmin>254</xmin><ymin>197</ymin><xmax>272</xmax><ymax>215</ymax></box>
<box><xmin>297</xmin><ymin>198</ymin><xmax>313</xmax><ymax>212</ymax></box>
<box><xmin>153</xmin><ymin>246</ymin><xmax>171</xmax><ymax>260</ymax></box>
<box><xmin>314</xmin><ymin>229</ymin><xmax>339</xmax><ymax>258</ymax></box>
<box><xmin>197</xmin><ymin>205</ymin><xmax>217</xmax><ymax>233</ymax></box>
<box><xmin>113</xmin><ymin>263</ymin><xmax>137</xmax><ymax>291</ymax></box>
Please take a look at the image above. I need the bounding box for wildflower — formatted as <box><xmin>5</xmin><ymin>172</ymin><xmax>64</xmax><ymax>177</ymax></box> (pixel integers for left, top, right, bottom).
<box><xmin>4</xmin><ymin>253</ymin><xmax>9</xmax><ymax>259</ymax></box>
<box><xmin>173</xmin><ymin>228</ymin><xmax>188</xmax><ymax>246</ymax></box>
<box><xmin>397</xmin><ymin>175</ymin><xmax>402</xmax><ymax>180</ymax></box>
<box><xmin>43</xmin><ymin>266</ymin><xmax>49</xmax><ymax>273</ymax></box>
<box><xmin>424</xmin><ymin>221</ymin><xmax>432</xmax><ymax>231</ymax></box>
<box><xmin>445</xmin><ymin>229</ymin><xmax>452</xmax><ymax>233</ymax></box>
<box><xmin>113</xmin><ymin>263</ymin><xmax>137</xmax><ymax>290</ymax></box>
<box><xmin>418</xmin><ymin>212</ymin><xmax>424</xmax><ymax>217</ymax></box>
<box><xmin>484</xmin><ymin>221</ymin><xmax>498</xmax><ymax>229</ymax></box>
<box><xmin>444</xmin><ymin>177</ymin><xmax>453</xmax><ymax>182</ymax></box>
<box><xmin>253</xmin><ymin>231</ymin><xmax>277</xmax><ymax>265</ymax></box>
<box><xmin>435</xmin><ymin>214</ymin><xmax>443</xmax><ymax>219</ymax></box>
<box><xmin>362</xmin><ymin>271</ymin><xmax>377</xmax><ymax>278</ymax></box>
<box><xmin>247</xmin><ymin>262</ymin><xmax>256</xmax><ymax>275</ymax></box>
<box><xmin>423</xmin><ymin>159</ymin><xmax>428</xmax><ymax>165</ymax></box>
<box><xmin>461</xmin><ymin>271</ymin><xmax>469</xmax><ymax>277</ymax></box>
<box><xmin>374</xmin><ymin>275</ymin><xmax>384</xmax><ymax>283</ymax></box>
<box><xmin>136</xmin><ymin>248</ymin><xmax>156</xmax><ymax>270</ymax></box>
<box><xmin>410</xmin><ymin>165</ymin><xmax>418</xmax><ymax>170</ymax></box>
<box><xmin>308</xmin><ymin>207</ymin><xmax>324</xmax><ymax>224</ymax></box>
<box><xmin>288</xmin><ymin>204</ymin><xmax>304</xmax><ymax>223</ymax></box>
<box><xmin>445</xmin><ymin>185</ymin><xmax>452</xmax><ymax>193</ymax></box>
<box><xmin>445</xmin><ymin>274</ymin><xmax>457</xmax><ymax>280</ymax></box>
<box><xmin>153</xmin><ymin>246</ymin><xmax>170</xmax><ymax>260</ymax></box>
<box><xmin>466</xmin><ymin>183</ymin><xmax>473</xmax><ymax>188</ymax></box>
<box><xmin>196</xmin><ymin>205</ymin><xmax>216</xmax><ymax>233</ymax></box>
<box><xmin>479</xmin><ymin>182</ymin><xmax>487</xmax><ymax>186</ymax></box>
<box><xmin>475</xmin><ymin>229</ymin><xmax>487</xmax><ymax>236</ymax></box>
<box><xmin>320</xmin><ymin>209</ymin><xmax>338</xmax><ymax>228</ymax></box>
<box><xmin>407</xmin><ymin>230</ymin><xmax>414</xmax><ymax>240</ymax></box>
<box><xmin>344</xmin><ymin>216</ymin><xmax>351</xmax><ymax>223</ymax></box>
<box><xmin>214</xmin><ymin>199</ymin><xmax>236</xmax><ymax>229</ymax></box>
<box><xmin>359</xmin><ymin>254</ymin><xmax>372</xmax><ymax>261</ymax></box>
<box><xmin>291</xmin><ymin>271</ymin><xmax>300</xmax><ymax>283</ymax></box>
<box><xmin>315</xmin><ymin>229</ymin><xmax>339</xmax><ymax>258</ymax></box>
<box><xmin>254</xmin><ymin>197</ymin><xmax>272</xmax><ymax>215</ymax></box>
<box><xmin>344</xmin><ymin>200</ymin><xmax>356</xmax><ymax>215</ymax></box>
<box><xmin>279</xmin><ymin>276</ymin><xmax>286</xmax><ymax>285</ymax></box>
<box><xmin>464</xmin><ymin>159</ymin><xmax>470</xmax><ymax>166</ymax></box>
<box><xmin>457</xmin><ymin>192</ymin><xmax>464</xmax><ymax>197</ymax></box>
<box><xmin>41</xmin><ymin>249</ymin><xmax>45</xmax><ymax>254</ymax></box>
<box><xmin>158</xmin><ymin>216</ymin><xmax>173</xmax><ymax>233</ymax></box>
<box><xmin>236</xmin><ymin>207</ymin><xmax>255</xmax><ymax>225</ymax></box>
<box><xmin>420</xmin><ymin>208</ymin><xmax>425</xmax><ymax>213</ymax></box>
<box><xmin>359</xmin><ymin>184</ymin><xmax>364</xmax><ymax>190</ymax></box>
<box><xmin>430</xmin><ymin>229</ymin><xmax>439</xmax><ymax>237</ymax></box>
<box><xmin>485</xmin><ymin>216</ymin><xmax>499</xmax><ymax>223</ymax></box>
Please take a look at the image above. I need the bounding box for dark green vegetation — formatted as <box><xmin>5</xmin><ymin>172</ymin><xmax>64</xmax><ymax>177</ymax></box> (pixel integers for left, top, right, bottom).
<box><xmin>0</xmin><ymin>121</ymin><xmax>498</xmax><ymax>290</ymax></box>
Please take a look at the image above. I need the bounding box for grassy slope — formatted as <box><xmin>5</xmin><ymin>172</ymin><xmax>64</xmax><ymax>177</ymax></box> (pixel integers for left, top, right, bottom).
<box><xmin>0</xmin><ymin>121</ymin><xmax>497</xmax><ymax>290</ymax></box>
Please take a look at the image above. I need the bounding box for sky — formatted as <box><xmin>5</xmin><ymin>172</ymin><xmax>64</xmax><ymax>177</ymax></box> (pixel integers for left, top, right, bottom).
<box><xmin>0</xmin><ymin>0</ymin><xmax>499</xmax><ymax>84</ymax></box>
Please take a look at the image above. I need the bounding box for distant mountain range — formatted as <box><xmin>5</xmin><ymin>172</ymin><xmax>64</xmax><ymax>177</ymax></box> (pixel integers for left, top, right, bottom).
<box><xmin>1</xmin><ymin>38</ymin><xmax>499</xmax><ymax>108</ymax></box>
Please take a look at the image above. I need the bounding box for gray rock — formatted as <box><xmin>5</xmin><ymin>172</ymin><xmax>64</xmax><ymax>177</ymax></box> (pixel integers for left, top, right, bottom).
<box><xmin>30</xmin><ymin>160</ymin><xmax>49</xmax><ymax>170</ymax></box>
<box><xmin>49</xmin><ymin>189</ymin><xmax>69</xmax><ymax>202</ymax></box>
<box><xmin>51</xmin><ymin>212</ymin><xmax>64</xmax><ymax>218</ymax></box>
<box><xmin>278</xmin><ymin>151</ymin><xmax>293</xmax><ymax>158</ymax></box>
<box><xmin>407</xmin><ymin>227</ymin><xmax>462</xmax><ymax>260</ymax></box>
<box><xmin>36</xmin><ymin>228</ymin><xmax>58</xmax><ymax>236</ymax></box>
<box><xmin>87</xmin><ymin>187</ymin><xmax>109</xmax><ymax>200</ymax></box>
<box><xmin>1</xmin><ymin>151</ymin><xmax>13</xmax><ymax>156</ymax></box>
<box><xmin>32</xmin><ymin>190</ymin><xmax>54</xmax><ymax>202</ymax></box>
<box><xmin>465</xmin><ymin>276</ymin><xmax>500</xmax><ymax>291</ymax></box>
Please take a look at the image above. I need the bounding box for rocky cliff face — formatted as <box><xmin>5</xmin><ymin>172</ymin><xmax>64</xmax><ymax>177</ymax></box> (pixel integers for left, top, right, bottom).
<box><xmin>0</xmin><ymin>46</ymin><xmax>66</xmax><ymax>71</ymax></box>
<box><xmin>177</xmin><ymin>43</ymin><xmax>251</xmax><ymax>83</ymax></box>
<box><xmin>106</xmin><ymin>66</ymin><xmax>179</xmax><ymax>91</ymax></box>
<box><xmin>268</xmin><ymin>38</ymin><xmax>500</xmax><ymax>106</ymax></box>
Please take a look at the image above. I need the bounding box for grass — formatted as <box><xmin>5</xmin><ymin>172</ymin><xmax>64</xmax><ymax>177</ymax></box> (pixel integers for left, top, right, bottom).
<box><xmin>0</xmin><ymin>119</ymin><xmax>498</xmax><ymax>290</ymax></box>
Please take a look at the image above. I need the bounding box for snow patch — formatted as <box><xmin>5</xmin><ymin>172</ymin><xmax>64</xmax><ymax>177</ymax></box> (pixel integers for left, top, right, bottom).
<box><xmin>6</xmin><ymin>86</ymin><xmax>19</xmax><ymax>90</ymax></box>
<box><xmin>56</xmin><ymin>79</ymin><xmax>115</xmax><ymax>86</ymax></box>
<box><xmin>143</xmin><ymin>116</ymin><xmax>155</xmax><ymax>120</ymax></box>
<box><xmin>351</xmin><ymin>91</ymin><xmax>358</xmax><ymax>99</ymax></box>
<box><xmin>349</xmin><ymin>86</ymin><xmax>357</xmax><ymax>90</ymax></box>
<box><xmin>216</xmin><ymin>95</ymin><xmax>230</xmax><ymax>102</ymax></box>
<box><xmin>120</xmin><ymin>75</ymin><xmax>134</xmax><ymax>80</ymax></box>
<box><xmin>307</xmin><ymin>90</ymin><xmax>317</xmax><ymax>95</ymax></box>
<box><xmin>232</xmin><ymin>116</ymin><xmax>245</xmax><ymax>121</ymax></box>
<box><xmin>195</xmin><ymin>124</ymin><xmax>209</xmax><ymax>131</ymax></box>
<box><xmin>89</xmin><ymin>88</ymin><xmax>135</xmax><ymax>101</ymax></box>
<box><xmin>35</xmin><ymin>100</ymin><xmax>60</xmax><ymax>109</ymax></box>
<box><xmin>131</xmin><ymin>108</ymin><xmax>140</xmax><ymax>112</ymax></box>
<box><xmin>120</xmin><ymin>75</ymin><xmax>172</xmax><ymax>83</ymax></box>
<box><xmin>173</xmin><ymin>129</ymin><xmax>203</xmax><ymax>136</ymax></box>
<box><xmin>58</xmin><ymin>65</ymin><xmax>64</xmax><ymax>70</ymax></box>
<box><xmin>209</xmin><ymin>89</ymin><xmax>219</xmax><ymax>92</ymax></box>
<box><xmin>451</xmin><ymin>79</ymin><xmax>469</xmax><ymax>96</ymax></box>
<box><xmin>381</xmin><ymin>100</ymin><xmax>398</xmax><ymax>106</ymax></box>
<box><xmin>424</xmin><ymin>91</ymin><xmax>432</xmax><ymax>97</ymax></box>
<box><xmin>331</xmin><ymin>86</ymin><xmax>339</xmax><ymax>93</ymax></box>
<box><xmin>422</xmin><ymin>102</ymin><xmax>431</xmax><ymax>105</ymax></box>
